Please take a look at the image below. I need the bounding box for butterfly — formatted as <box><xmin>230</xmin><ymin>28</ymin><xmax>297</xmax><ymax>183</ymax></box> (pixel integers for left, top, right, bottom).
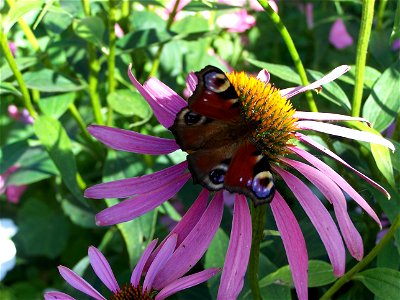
<box><xmin>169</xmin><ymin>66</ymin><xmax>275</xmax><ymax>206</ymax></box>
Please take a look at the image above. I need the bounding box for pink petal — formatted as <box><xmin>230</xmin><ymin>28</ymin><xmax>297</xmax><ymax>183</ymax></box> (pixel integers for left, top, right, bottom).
<box><xmin>128</xmin><ymin>65</ymin><xmax>176</xmax><ymax>128</ymax></box>
<box><xmin>131</xmin><ymin>239</ymin><xmax>158</xmax><ymax>287</ymax></box>
<box><xmin>329</xmin><ymin>19</ymin><xmax>353</xmax><ymax>49</ymax></box>
<box><xmin>185</xmin><ymin>72</ymin><xmax>197</xmax><ymax>96</ymax></box>
<box><xmin>156</xmin><ymin>268</ymin><xmax>220</xmax><ymax>300</ymax></box>
<box><xmin>270</xmin><ymin>191</ymin><xmax>308</xmax><ymax>300</ymax></box>
<box><xmin>57</xmin><ymin>266</ymin><xmax>106</xmax><ymax>300</ymax></box>
<box><xmin>88</xmin><ymin>125</ymin><xmax>179</xmax><ymax>154</ymax></box>
<box><xmin>295</xmin><ymin>133</ymin><xmax>390</xmax><ymax>197</ymax></box>
<box><xmin>256</xmin><ymin>69</ymin><xmax>270</xmax><ymax>83</ymax></box>
<box><xmin>273</xmin><ymin>166</ymin><xmax>346</xmax><ymax>276</ymax></box>
<box><xmin>44</xmin><ymin>291</ymin><xmax>76</xmax><ymax>300</ymax></box>
<box><xmin>152</xmin><ymin>191</ymin><xmax>225</xmax><ymax>289</ymax></box>
<box><xmin>282</xmin><ymin>158</ymin><xmax>363</xmax><ymax>260</ymax></box>
<box><xmin>290</xmin><ymin>146</ymin><xmax>381</xmax><ymax>227</ymax></box>
<box><xmin>6</xmin><ymin>184</ymin><xmax>27</xmax><ymax>203</ymax></box>
<box><xmin>88</xmin><ymin>246</ymin><xmax>119</xmax><ymax>293</ymax></box>
<box><xmin>85</xmin><ymin>162</ymin><xmax>188</xmax><ymax>199</ymax></box>
<box><xmin>280</xmin><ymin>65</ymin><xmax>350</xmax><ymax>99</ymax></box>
<box><xmin>95</xmin><ymin>173</ymin><xmax>191</xmax><ymax>226</ymax></box>
<box><xmin>293</xmin><ymin>111</ymin><xmax>371</xmax><ymax>126</ymax></box>
<box><xmin>143</xmin><ymin>235</ymin><xmax>177</xmax><ymax>291</ymax></box>
<box><xmin>296</xmin><ymin>121</ymin><xmax>395</xmax><ymax>151</ymax></box>
<box><xmin>217</xmin><ymin>194</ymin><xmax>252</xmax><ymax>299</ymax></box>
<box><xmin>145</xmin><ymin>189</ymin><xmax>209</xmax><ymax>270</ymax></box>
<box><xmin>216</xmin><ymin>10</ymin><xmax>256</xmax><ymax>33</ymax></box>
<box><xmin>143</xmin><ymin>78</ymin><xmax>187</xmax><ymax>116</ymax></box>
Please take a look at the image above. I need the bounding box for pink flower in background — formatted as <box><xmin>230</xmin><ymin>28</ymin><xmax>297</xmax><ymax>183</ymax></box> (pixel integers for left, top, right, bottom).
<box><xmin>45</xmin><ymin>225</ymin><xmax>220</xmax><ymax>299</ymax></box>
<box><xmin>392</xmin><ymin>39</ymin><xmax>400</xmax><ymax>51</ymax></box>
<box><xmin>8</xmin><ymin>105</ymin><xmax>34</xmax><ymax>124</ymax></box>
<box><xmin>85</xmin><ymin>63</ymin><xmax>394</xmax><ymax>299</ymax></box>
<box><xmin>0</xmin><ymin>166</ymin><xmax>27</xmax><ymax>204</ymax></box>
<box><xmin>329</xmin><ymin>19</ymin><xmax>353</xmax><ymax>49</ymax></box>
<box><xmin>8</xmin><ymin>42</ymin><xmax>16</xmax><ymax>57</ymax></box>
<box><xmin>162</xmin><ymin>0</ymin><xmax>191</xmax><ymax>20</ymax></box>
<box><xmin>114</xmin><ymin>23</ymin><xmax>124</xmax><ymax>38</ymax></box>
<box><xmin>217</xmin><ymin>10</ymin><xmax>256</xmax><ymax>33</ymax></box>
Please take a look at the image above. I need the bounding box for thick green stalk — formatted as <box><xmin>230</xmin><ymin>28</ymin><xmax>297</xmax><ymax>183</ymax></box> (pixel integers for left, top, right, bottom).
<box><xmin>149</xmin><ymin>0</ymin><xmax>181</xmax><ymax>77</ymax></box>
<box><xmin>107</xmin><ymin>0</ymin><xmax>117</xmax><ymax>126</ymax></box>
<box><xmin>248</xmin><ymin>204</ymin><xmax>267</xmax><ymax>300</ymax></box>
<box><xmin>352</xmin><ymin>0</ymin><xmax>375</xmax><ymax>117</ymax></box>
<box><xmin>321</xmin><ymin>214</ymin><xmax>400</xmax><ymax>299</ymax></box>
<box><xmin>257</xmin><ymin>0</ymin><xmax>318</xmax><ymax>112</ymax></box>
<box><xmin>81</xmin><ymin>0</ymin><xmax>104</xmax><ymax>125</ymax></box>
<box><xmin>0</xmin><ymin>30</ymin><xmax>37</xmax><ymax>118</ymax></box>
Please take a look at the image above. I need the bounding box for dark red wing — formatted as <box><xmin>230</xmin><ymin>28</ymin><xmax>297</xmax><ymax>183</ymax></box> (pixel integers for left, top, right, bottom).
<box><xmin>188</xmin><ymin>66</ymin><xmax>241</xmax><ymax>122</ymax></box>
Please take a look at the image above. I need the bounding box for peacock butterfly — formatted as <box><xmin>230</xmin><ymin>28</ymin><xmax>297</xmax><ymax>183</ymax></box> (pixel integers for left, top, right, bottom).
<box><xmin>169</xmin><ymin>66</ymin><xmax>275</xmax><ymax>205</ymax></box>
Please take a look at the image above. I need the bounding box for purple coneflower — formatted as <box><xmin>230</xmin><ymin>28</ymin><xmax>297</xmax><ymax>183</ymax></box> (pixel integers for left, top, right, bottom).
<box><xmin>85</xmin><ymin>64</ymin><xmax>393</xmax><ymax>299</ymax></box>
<box><xmin>44</xmin><ymin>213</ymin><xmax>221</xmax><ymax>300</ymax></box>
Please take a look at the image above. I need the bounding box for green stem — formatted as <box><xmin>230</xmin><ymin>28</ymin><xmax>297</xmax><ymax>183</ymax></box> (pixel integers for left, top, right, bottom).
<box><xmin>149</xmin><ymin>0</ymin><xmax>181</xmax><ymax>77</ymax></box>
<box><xmin>248</xmin><ymin>204</ymin><xmax>267</xmax><ymax>300</ymax></box>
<box><xmin>107</xmin><ymin>0</ymin><xmax>117</xmax><ymax>126</ymax></box>
<box><xmin>376</xmin><ymin>0</ymin><xmax>388</xmax><ymax>31</ymax></box>
<box><xmin>257</xmin><ymin>0</ymin><xmax>318</xmax><ymax>112</ymax></box>
<box><xmin>0</xmin><ymin>30</ymin><xmax>37</xmax><ymax>118</ymax></box>
<box><xmin>351</xmin><ymin>0</ymin><xmax>375</xmax><ymax>117</ymax></box>
<box><xmin>321</xmin><ymin>214</ymin><xmax>400</xmax><ymax>300</ymax></box>
<box><xmin>81</xmin><ymin>0</ymin><xmax>104</xmax><ymax>125</ymax></box>
<box><xmin>68</xmin><ymin>103</ymin><xmax>95</xmax><ymax>144</ymax></box>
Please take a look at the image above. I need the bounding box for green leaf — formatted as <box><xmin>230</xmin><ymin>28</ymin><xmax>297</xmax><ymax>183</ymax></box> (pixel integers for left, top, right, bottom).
<box><xmin>3</xmin><ymin>0</ymin><xmax>45</xmax><ymax>33</ymax></box>
<box><xmin>107</xmin><ymin>89</ymin><xmax>152</xmax><ymax>119</ymax></box>
<box><xmin>0</xmin><ymin>82</ymin><xmax>21</xmax><ymax>96</ymax></box>
<box><xmin>362</xmin><ymin>62</ymin><xmax>400</xmax><ymax>132</ymax></box>
<box><xmin>248</xmin><ymin>59</ymin><xmax>300</xmax><ymax>84</ymax></box>
<box><xmin>23</xmin><ymin>69</ymin><xmax>84</xmax><ymax>92</ymax></box>
<box><xmin>0</xmin><ymin>57</ymin><xmax>39</xmax><ymax>81</ymax></box>
<box><xmin>73</xmin><ymin>16</ymin><xmax>105</xmax><ymax>48</ymax></box>
<box><xmin>33</xmin><ymin>116</ymin><xmax>84</xmax><ymax>202</ymax></box>
<box><xmin>39</xmin><ymin>92</ymin><xmax>75</xmax><ymax>119</ymax></box>
<box><xmin>259</xmin><ymin>260</ymin><xmax>336</xmax><ymax>288</ymax></box>
<box><xmin>353</xmin><ymin>268</ymin><xmax>400</xmax><ymax>300</ymax></box>
<box><xmin>339</xmin><ymin>65</ymin><xmax>381</xmax><ymax>89</ymax></box>
<box><xmin>0</xmin><ymin>140</ymin><xmax>29</xmax><ymax>173</ymax></box>
<box><xmin>116</xmin><ymin>28</ymin><xmax>173</xmax><ymax>51</ymax></box>
<box><xmin>103</xmin><ymin>150</ymin><xmax>156</xmax><ymax>265</ymax></box>
<box><xmin>15</xmin><ymin>198</ymin><xmax>70</xmax><ymax>258</ymax></box>
<box><xmin>61</xmin><ymin>200</ymin><xmax>96</xmax><ymax>228</ymax></box>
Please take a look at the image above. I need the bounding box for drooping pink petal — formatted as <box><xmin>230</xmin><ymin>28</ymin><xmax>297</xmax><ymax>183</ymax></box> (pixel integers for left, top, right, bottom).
<box><xmin>329</xmin><ymin>19</ymin><xmax>353</xmax><ymax>49</ymax></box>
<box><xmin>185</xmin><ymin>72</ymin><xmax>197</xmax><ymax>96</ymax></box>
<box><xmin>85</xmin><ymin>162</ymin><xmax>188</xmax><ymax>199</ymax></box>
<box><xmin>156</xmin><ymin>268</ymin><xmax>220</xmax><ymax>300</ymax></box>
<box><xmin>216</xmin><ymin>10</ymin><xmax>256</xmax><ymax>33</ymax></box>
<box><xmin>131</xmin><ymin>239</ymin><xmax>158</xmax><ymax>287</ymax></box>
<box><xmin>293</xmin><ymin>111</ymin><xmax>371</xmax><ymax>126</ymax></box>
<box><xmin>217</xmin><ymin>194</ymin><xmax>252</xmax><ymax>299</ymax></box>
<box><xmin>290</xmin><ymin>146</ymin><xmax>381</xmax><ymax>227</ymax></box>
<box><xmin>145</xmin><ymin>189</ymin><xmax>209</xmax><ymax>269</ymax></box>
<box><xmin>143</xmin><ymin>77</ymin><xmax>187</xmax><ymax>116</ymax></box>
<box><xmin>282</xmin><ymin>158</ymin><xmax>363</xmax><ymax>260</ymax></box>
<box><xmin>88</xmin><ymin>246</ymin><xmax>119</xmax><ymax>293</ymax></box>
<box><xmin>88</xmin><ymin>125</ymin><xmax>179</xmax><ymax>154</ymax></box>
<box><xmin>273</xmin><ymin>166</ymin><xmax>346</xmax><ymax>276</ymax></box>
<box><xmin>295</xmin><ymin>133</ymin><xmax>390</xmax><ymax>197</ymax></box>
<box><xmin>256</xmin><ymin>69</ymin><xmax>270</xmax><ymax>83</ymax></box>
<box><xmin>143</xmin><ymin>235</ymin><xmax>177</xmax><ymax>291</ymax></box>
<box><xmin>95</xmin><ymin>173</ymin><xmax>191</xmax><ymax>226</ymax></box>
<box><xmin>296</xmin><ymin>121</ymin><xmax>395</xmax><ymax>151</ymax></box>
<box><xmin>128</xmin><ymin>65</ymin><xmax>176</xmax><ymax>128</ymax></box>
<box><xmin>6</xmin><ymin>184</ymin><xmax>27</xmax><ymax>203</ymax></box>
<box><xmin>44</xmin><ymin>291</ymin><xmax>76</xmax><ymax>300</ymax></box>
<box><xmin>270</xmin><ymin>191</ymin><xmax>308</xmax><ymax>300</ymax></box>
<box><xmin>280</xmin><ymin>65</ymin><xmax>350</xmax><ymax>99</ymax></box>
<box><xmin>152</xmin><ymin>191</ymin><xmax>225</xmax><ymax>290</ymax></box>
<box><xmin>57</xmin><ymin>266</ymin><xmax>106</xmax><ymax>300</ymax></box>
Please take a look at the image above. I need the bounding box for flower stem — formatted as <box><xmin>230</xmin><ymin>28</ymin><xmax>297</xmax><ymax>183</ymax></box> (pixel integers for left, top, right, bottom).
<box><xmin>321</xmin><ymin>213</ymin><xmax>400</xmax><ymax>300</ymax></box>
<box><xmin>351</xmin><ymin>0</ymin><xmax>375</xmax><ymax>117</ymax></box>
<box><xmin>257</xmin><ymin>0</ymin><xmax>318</xmax><ymax>112</ymax></box>
<box><xmin>376</xmin><ymin>0</ymin><xmax>388</xmax><ymax>31</ymax></box>
<box><xmin>0</xmin><ymin>30</ymin><xmax>37</xmax><ymax>118</ymax></box>
<box><xmin>149</xmin><ymin>0</ymin><xmax>181</xmax><ymax>77</ymax></box>
<box><xmin>248</xmin><ymin>203</ymin><xmax>267</xmax><ymax>300</ymax></box>
<box><xmin>106</xmin><ymin>0</ymin><xmax>117</xmax><ymax>126</ymax></box>
<box><xmin>81</xmin><ymin>0</ymin><xmax>104</xmax><ymax>125</ymax></box>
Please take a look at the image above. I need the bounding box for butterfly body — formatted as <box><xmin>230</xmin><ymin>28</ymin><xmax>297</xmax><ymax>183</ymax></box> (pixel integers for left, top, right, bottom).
<box><xmin>170</xmin><ymin>66</ymin><xmax>275</xmax><ymax>205</ymax></box>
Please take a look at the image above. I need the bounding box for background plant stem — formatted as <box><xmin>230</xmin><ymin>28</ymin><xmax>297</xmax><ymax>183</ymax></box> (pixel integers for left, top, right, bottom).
<box><xmin>352</xmin><ymin>0</ymin><xmax>375</xmax><ymax>117</ymax></box>
<box><xmin>248</xmin><ymin>204</ymin><xmax>267</xmax><ymax>300</ymax></box>
<box><xmin>257</xmin><ymin>0</ymin><xmax>318</xmax><ymax>112</ymax></box>
<box><xmin>107</xmin><ymin>0</ymin><xmax>117</xmax><ymax>126</ymax></box>
<box><xmin>321</xmin><ymin>214</ymin><xmax>400</xmax><ymax>299</ymax></box>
